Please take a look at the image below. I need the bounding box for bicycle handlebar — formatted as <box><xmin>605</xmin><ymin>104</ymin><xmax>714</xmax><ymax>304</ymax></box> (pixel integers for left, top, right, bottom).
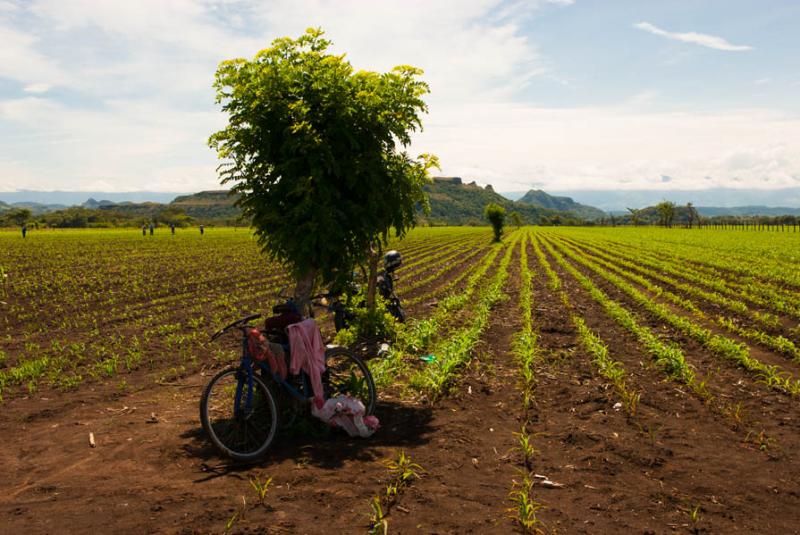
<box><xmin>210</xmin><ymin>313</ymin><xmax>262</xmax><ymax>342</ymax></box>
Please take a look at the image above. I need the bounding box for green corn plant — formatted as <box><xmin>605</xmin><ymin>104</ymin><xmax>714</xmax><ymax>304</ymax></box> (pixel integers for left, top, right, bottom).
<box><xmin>385</xmin><ymin>450</ymin><xmax>424</xmax><ymax>487</ymax></box>
<box><xmin>224</xmin><ymin>495</ymin><xmax>247</xmax><ymax>535</ymax></box>
<box><xmin>508</xmin><ymin>472</ymin><xmax>545</xmax><ymax>534</ymax></box>
<box><xmin>512</xmin><ymin>427</ymin><xmax>538</xmax><ymax>471</ymax></box>
<box><xmin>249</xmin><ymin>474</ymin><xmax>273</xmax><ymax>505</ymax></box>
<box><xmin>368</xmin><ymin>496</ymin><xmax>388</xmax><ymax>535</ymax></box>
<box><xmin>690</xmin><ymin>504</ymin><xmax>701</xmax><ymax>524</ymax></box>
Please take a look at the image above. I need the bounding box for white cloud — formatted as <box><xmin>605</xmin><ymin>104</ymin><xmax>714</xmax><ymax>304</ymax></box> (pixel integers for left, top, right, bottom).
<box><xmin>23</xmin><ymin>82</ymin><xmax>52</xmax><ymax>93</ymax></box>
<box><xmin>1</xmin><ymin>0</ymin><xmax>564</xmax><ymax>192</ymax></box>
<box><xmin>245</xmin><ymin>0</ymin><xmax>552</xmax><ymax>104</ymax></box>
<box><xmin>0</xmin><ymin>1</ymin><xmax>795</xmax><ymax>196</ymax></box>
<box><xmin>0</xmin><ymin>96</ymin><xmax>224</xmax><ymax>191</ymax></box>
<box><xmin>0</xmin><ymin>25</ymin><xmax>65</xmax><ymax>87</ymax></box>
<box><xmin>417</xmin><ymin>104</ymin><xmax>800</xmax><ymax>191</ymax></box>
<box><xmin>633</xmin><ymin>21</ymin><xmax>753</xmax><ymax>51</ymax></box>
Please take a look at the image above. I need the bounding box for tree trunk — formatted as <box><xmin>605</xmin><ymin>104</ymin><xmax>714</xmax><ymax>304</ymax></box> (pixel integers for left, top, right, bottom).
<box><xmin>365</xmin><ymin>242</ymin><xmax>381</xmax><ymax>313</ymax></box>
<box><xmin>293</xmin><ymin>268</ymin><xmax>318</xmax><ymax>318</ymax></box>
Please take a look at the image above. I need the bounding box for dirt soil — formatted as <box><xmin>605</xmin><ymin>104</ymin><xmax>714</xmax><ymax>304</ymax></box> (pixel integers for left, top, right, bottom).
<box><xmin>2</xmin><ymin>239</ymin><xmax>800</xmax><ymax>534</ymax></box>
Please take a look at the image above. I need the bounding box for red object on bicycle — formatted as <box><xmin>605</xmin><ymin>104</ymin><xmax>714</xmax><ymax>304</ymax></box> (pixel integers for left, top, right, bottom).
<box><xmin>247</xmin><ymin>328</ymin><xmax>287</xmax><ymax>378</ymax></box>
<box><xmin>247</xmin><ymin>328</ymin><xmax>269</xmax><ymax>360</ymax></box>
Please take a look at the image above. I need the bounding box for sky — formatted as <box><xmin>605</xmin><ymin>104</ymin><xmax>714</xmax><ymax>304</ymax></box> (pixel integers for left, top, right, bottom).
<box><xmin>1</xmin><ymin>0</ymin><xmax>800</xmax><ymax>194</ymax></box>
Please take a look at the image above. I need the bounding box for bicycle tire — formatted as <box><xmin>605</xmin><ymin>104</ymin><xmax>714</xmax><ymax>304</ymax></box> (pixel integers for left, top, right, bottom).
<box><xmin>323</xmin><ymin>347</ymin><xmax>377</xmax><ymax>415</ymax></box>
<box><xmin>199</xmin><ymin>367</ymin><xmax>279</xmax><ymax>462</ymax></box>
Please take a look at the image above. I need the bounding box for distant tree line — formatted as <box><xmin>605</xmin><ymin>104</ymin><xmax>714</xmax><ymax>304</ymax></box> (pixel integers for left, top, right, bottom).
<box><xmin>0</xmin><ymin>206</ymin><xmax>244</xmax><ymax>228</ymax></box>
<box><xmin>597</xmin><ymin>201</ymin><xmax>799</xmax><ymax>231</ymax></box>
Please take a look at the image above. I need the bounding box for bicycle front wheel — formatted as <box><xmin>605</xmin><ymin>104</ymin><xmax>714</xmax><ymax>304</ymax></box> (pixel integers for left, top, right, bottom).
<box><xmin>323</xmin><ymin>347</ymin><xmax>376</xmax><ymax>415</ymax></box>
<box><xmin>199</xmin><ymin>367</ymin><xmax>279</xmax><ymax>462</ymax></box>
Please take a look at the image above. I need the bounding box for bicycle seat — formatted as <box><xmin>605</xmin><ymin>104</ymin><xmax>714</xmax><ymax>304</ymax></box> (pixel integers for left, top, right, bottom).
<box><xmin>272</xmin><ymin>303</ymin><xmax>295</xmax><ymax>314</ymax></box>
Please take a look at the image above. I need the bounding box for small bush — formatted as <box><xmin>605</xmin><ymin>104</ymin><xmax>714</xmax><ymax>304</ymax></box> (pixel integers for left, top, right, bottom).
<box><xmin>333</xmin><ymin>293</ymin><xmax>399</xmax><ymax>347</ymax></box>
<box><xmin>484</xmin><ymin>203</ymin><xmax>506</xmax><ymax>242</ymax></box>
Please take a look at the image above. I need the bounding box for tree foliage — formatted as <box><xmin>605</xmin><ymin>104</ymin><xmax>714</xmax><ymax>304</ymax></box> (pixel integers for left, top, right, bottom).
<box><xmin>4</xmin><ymin>208</ymin><xmax>31</xmax><ymax>227</ymax></box>
<box><xmin>209</xmin><ymin>28</ymin><xmax>437</xmax><ymax>302</ymax></box>
<box><xmin>626</xmin><ymin>207</ymin><xmax>641</xmax><ymax>226</ymax></box>
<box><xmin>656</xmin><ymin>201</ymin><xmax>676</xmax><ymax>228</ymax></box>
<box><xmin>685</xmin><ymin>202</ymin><xmax>700</xmax><ymax>228</ymax></box>
<box><xmin>484</xmin><ymin>203</ymin><xmax>506</xmax><ymax>241</ymax></box>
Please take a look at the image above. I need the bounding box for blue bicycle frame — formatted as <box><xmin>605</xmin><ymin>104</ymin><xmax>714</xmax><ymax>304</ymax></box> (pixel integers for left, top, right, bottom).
<box><xmin>234</xmin><ymin>333</ymin><xmax>312</xmax><ymax>416</ymax></box>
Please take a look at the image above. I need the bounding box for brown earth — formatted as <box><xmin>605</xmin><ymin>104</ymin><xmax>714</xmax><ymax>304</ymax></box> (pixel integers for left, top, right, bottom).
<box><xmin>2</xmin><ymin>233</ymin><xmax>800</xmax><ymax>534</ymax></box>
<box><xmin>532</xmin><ymin>237</ymin><xmax>800</xmax><ymax>533</ymax></box>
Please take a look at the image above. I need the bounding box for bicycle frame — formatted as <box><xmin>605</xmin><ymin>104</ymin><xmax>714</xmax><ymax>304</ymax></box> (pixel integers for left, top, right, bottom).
<box><xmin>234</xmin><ymin>331</ymin><xmax>311</xmax><ymax>416</ymax></box>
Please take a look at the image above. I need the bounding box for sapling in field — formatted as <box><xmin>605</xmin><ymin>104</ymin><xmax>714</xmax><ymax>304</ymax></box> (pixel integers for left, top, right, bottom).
<box><xmin>484</xmin><ymin>203</ymin><xmax>506</xmax><ymax>242</ymax></box>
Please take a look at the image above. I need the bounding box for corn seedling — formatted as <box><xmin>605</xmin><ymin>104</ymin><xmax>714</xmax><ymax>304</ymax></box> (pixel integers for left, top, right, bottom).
<box><xmin>249</xmin><ymin>473</ymin><xmax>273</xmax><ymax>505</ymax></box>
<box><xmin>368</xmin><ymin>496</ymin><xmax>389</xmax><ymax>535</ymax></box>
<box><xmin>690</xmin><ymin>504</ymin><xmax>701</xmax><ymax>524</ymax></box>
<box><xmin>384</xmin><ymin>450</ymin><xmax>424</xmax><ymax>487</ymax></box>
<box><xmin>223</xmin><ymin>495</ymin><xmax>247</xmax><ymax>535</ymax></box>
<box><xmin>512</xmin><ymin>427</ymin><xmax>538</xmax><ymax>471</ymax></box>
<box><xmin>508</xmin><ymin>472</ymin><xmax>546</xmax><ymax>534</ymax></box>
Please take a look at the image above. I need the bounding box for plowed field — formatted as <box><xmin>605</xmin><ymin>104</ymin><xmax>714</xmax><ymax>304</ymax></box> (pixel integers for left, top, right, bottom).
<box><xmin>1</xmin><ymin>226</ymin><xmax>799</xmax><ymax>534</ymax></box>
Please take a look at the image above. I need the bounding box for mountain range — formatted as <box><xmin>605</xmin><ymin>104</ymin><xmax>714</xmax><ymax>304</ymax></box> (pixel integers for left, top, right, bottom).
<box><xmin>0</xmin><ymin>179</ymin><xmax>602</xmax><ymax>225</ymax></box>
<box><xmin>421</xmin><ymin>177</ymin><xmax>602</xmax><ymax>224</ymax></box>
<box><xmin>4</xmin><ymin>182</ymin><xmax>800</xmax><ymax>225</ymax></box>
<box><xmin>501</xmin><ymin>187</ymin><xmax>800</xmax><ymax>212</ymax></box>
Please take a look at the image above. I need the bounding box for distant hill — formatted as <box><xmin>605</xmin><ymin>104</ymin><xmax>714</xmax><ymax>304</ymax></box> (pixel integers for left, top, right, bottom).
<box><xmin>533</xmin><ymin>188</ymin><xmax>800</xmax><ymax>212</ymax></box>
<box><xmin>0</xmin><ymin>182</ymin><xmax>606</xmax><ymax>226</ymax></box>
<box><xmin>170</xmin><ymin>190</ymin><xmax>241</xmax><ymax>220</ymax></box>
<box><xmin>82</xmin><ymin>198</ymin><xmax>117</xmax><ymax>209</ymax></box>
<box><xmin>97</xmin><ymin>201</ymin><xmax>168</xmax><ymax>218</ymax></box>
<box><xmin>0</xmin><ymin>201</ymin><xmax>68</xmax><ymax>215</ymax></box>
<box><xmin>516</xmin><ymin>189</ymin><xmax>605</xmax><ymax>220</ymax></box>
<box><xmin>0</xmin><ymin>190</ymin><xmax>187</xmax><ymax>206</ymax></box>
<box><xmin>421</xmin><ymin>177</ymin><xmax>586</xmax><ymax>225</ymax></box>
<box><xmin>166</xmin><ymin>183</ymin><xmax>555</xmax><ymax>226</ymax></box>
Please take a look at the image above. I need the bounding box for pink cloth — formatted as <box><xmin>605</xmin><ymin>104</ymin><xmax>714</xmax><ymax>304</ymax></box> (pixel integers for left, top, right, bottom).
<box><xmin>286</xmin><ymin>319</ymin><xmax>326</xmax><ymax>402</ymax></box>
<box><xmin>247</xmin><ymin>328</ymin><xmax>287</xmax><ymax>378</ymax></box>
<box><xmin>311</xmin><ymin>395</ymin><xmax>380</xmax><ymax>438</ymax></box>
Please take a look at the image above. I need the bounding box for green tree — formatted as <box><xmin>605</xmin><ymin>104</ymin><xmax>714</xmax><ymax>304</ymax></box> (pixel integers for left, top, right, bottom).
<box><xmin>209</xmin><ymin>29</ymin><xmax>437</xmax><ymax>311</ymax></box>
<box><xmin>686</xmin><ymin>202</ymin><xmax>700</xmax><ymax>229</ymax></box>
<box><xmin>656</xmin><ymin>200</ymin><xmax>676</xmax><ymax>228</ymax></box>
<box><xmin>510</xmin><ymin>211</ymin><xmax>523</xmax><ymax>229</ymax></box>
<box><xmin>626</xmin><ymin>207</ymin><xmax>641</xmax><ymax>226</ymax></box>
<box><xmin>484</xmin><ymin>203</ymin><xmax>506</xmax><ymax>242</ymax></box>
<box><xmin>6</xmin><ymin>208</ymin><xmax>31</xmax><ymax>227</ymax></box>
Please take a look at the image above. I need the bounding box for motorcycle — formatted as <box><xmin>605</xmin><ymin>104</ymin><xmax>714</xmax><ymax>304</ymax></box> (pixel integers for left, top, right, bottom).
<box><xmin>330</xmin><ymin>249</ymin><xmax>405</xmax><ymax>332</ymax></box>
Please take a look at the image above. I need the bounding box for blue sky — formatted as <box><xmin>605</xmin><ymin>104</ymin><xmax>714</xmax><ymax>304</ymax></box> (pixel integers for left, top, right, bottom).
<box><xmin>1</xmin><ymin>0</ymin><xmax>799</xmax><ymax>193</ymax></box>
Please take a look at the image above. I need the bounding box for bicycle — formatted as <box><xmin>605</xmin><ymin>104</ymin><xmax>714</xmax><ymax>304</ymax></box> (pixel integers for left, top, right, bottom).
<box><xmin>199</xmin><ymin>312</ymin><xmax>376</xmax><ymax>462</ymax></box>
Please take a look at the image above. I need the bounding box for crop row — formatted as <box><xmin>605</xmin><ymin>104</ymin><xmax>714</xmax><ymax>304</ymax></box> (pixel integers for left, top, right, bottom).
<box><xmin>372</xmin><ymin>230</ymin><xmax>521</xmax><ymax>398</ymax></box>
<box><xmin>0</xmin><ymin>227</ymin><xmax>490</xmax><ymax>401</ymax></box>
<box><xmin>553</xmin><ymin>238</ymin><xmax>800</xmax><ymax>362</ymax></box>
<box><xmin>540</xmin><ymin>233</ymin><xmax>800</xmax><ymax>395</ymax></box>
<box><xmin>582</xmin><ymin>237</ymin><xmax>800</xmax><ymax>323</ymax></box>
<box><xmin>533</xmin><ymin>234</ymin><xmax>703</xmax><ymax>397</ymax></box>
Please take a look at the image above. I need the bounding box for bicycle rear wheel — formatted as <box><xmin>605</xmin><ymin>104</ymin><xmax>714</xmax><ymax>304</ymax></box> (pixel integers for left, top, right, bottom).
<box><xmin>323</xmin><ymin>347</ymin><xmax>376</xmax><ymax>415</ymax></box>
<box><xmin>200</xmin><ymin>367</ymin><xmax>279</xmax><ymax>462</ymax></box>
